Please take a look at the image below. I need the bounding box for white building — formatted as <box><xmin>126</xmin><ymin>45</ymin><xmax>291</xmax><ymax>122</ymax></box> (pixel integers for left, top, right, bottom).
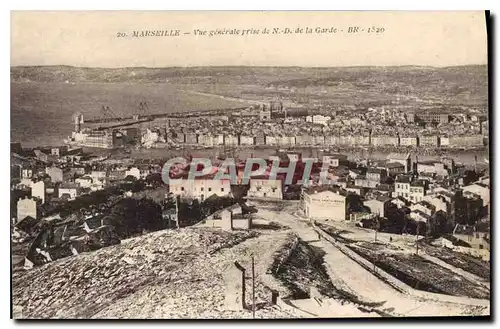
<box><xmin>394</xmin><ymin>177</ymin><xmax>427</xmax><ymax>202</ymax></box>
<box><xmin>91</xmin><ymin>171</ymin><xmax>107</xmax><ymax>182</ymax></box>
<box><xmin>306</xmin><ymin>115</ymin><xmax>331</xmax><ymax>126</ymax></box>
<box><xmin>409</xmin><ymin>181</ymin><xmax>427</xmax><ymax>203</ymax></box>
<box><xmin>363</xmin><ymin>198</ymin><xmax>390</xmax><ymax>218</ymax></box>
<box><xmin>247</xmin><ymin>179</ymin><xmax>283</xmax><ymax>200</ymax></box>
<box><xmin>394</xmin><ymin>177</ymin><xmax>411</xmax><ymax>199</ymax></box>
<box><xmin>463</xmin><ymin>183</ymin><xmax>490</xmax><ymax>207</ymax></box>
<box><xmin>387</xmin><ymin>153</ymin><xmax>411</xmax><ymax>172</ymax></box>
<box><xmin>45</xmin><ymin>166</ymin><xmax>65</xmax><ymax>183</ymax></box>
<box><xmin>31</xmin><ymin>180</ymin><xmax>45</xmax><ymax>204</ymax></box>
<box><xmin>21</xmin><ymin>168</ymin><xmax>33</xmax><ymax>179</ymax></box>
<box><xmin>423</xmin><ymin>195</ymin><xmax>448</xmax><ymax>214</ymax></box>
<box><xmin>141</xmin><ymin>129</ymin><xmax>159</xmax><ymax>148</ymax></box>
<box><xmin>75</xmin><ymin>175</ymin><xmax>93</xmax><ymax>189</ymax></box>
<box><xmin>322</xmin><ymin>153</ymin><xmax>348</xmax><ymax>167</ymax></box>
<box><xmin>125</xmin><ymin>167</ymin><xmax>141</xmax><ymax>180</ymax></box>
<box><xmin>302</xmin><ymin>188</ymin><xmax>348</xmax><ymax>221</ymax></box>
<box><xmin>400</xmin><ymin>137</ymin><xmax>418</xmax><ymax>147</ymax></box>
<box><xmin>17</xmin><ymin>197</ymin><xmax>37</xmax><ymax>223</ymax></box>
<box><xmin>170</xmin><ymin>179</ymin><xmax>231</xmax><ymax>201</ymax></box>
<box><xmin>416</xmin><ymin>161</ymin><xmax>449</xmax><ymax>177</ymax></box>
<box><xmin>58</xmin><ymin>184</ymin><xmax>80</xmax><ymax>200</ymax></box>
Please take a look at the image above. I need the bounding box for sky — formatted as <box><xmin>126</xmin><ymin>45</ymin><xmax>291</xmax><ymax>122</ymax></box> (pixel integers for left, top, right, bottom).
<box><xmin>11</xmin><ymin>11</ymin><xmax>488</xmax><ymax>68</ymax></box>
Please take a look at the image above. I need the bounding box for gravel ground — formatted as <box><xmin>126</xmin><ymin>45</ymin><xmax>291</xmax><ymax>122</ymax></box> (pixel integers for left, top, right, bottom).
<box><xmin>13</xmin><ymin>225</ymin><xmax>302</xmax><ymax>319</ymax></box>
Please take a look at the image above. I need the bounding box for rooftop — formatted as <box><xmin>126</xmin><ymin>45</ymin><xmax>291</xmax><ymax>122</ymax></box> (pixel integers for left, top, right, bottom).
<box><xmin>303</xmin><ymin>185</ymin><xmax>348</xmax><ymax>197</ymax></box>
<box><xmin>387</xmin><ymin>152</ymin><xmax>410</xmax><ymax>161</ymax></box>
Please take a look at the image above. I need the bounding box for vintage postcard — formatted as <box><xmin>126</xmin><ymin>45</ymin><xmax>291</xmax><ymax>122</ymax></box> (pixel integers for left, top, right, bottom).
<box><xmin>11</xmin><ymin>11</ymin><xmax>490</xmax><ymax>319</ymax></box>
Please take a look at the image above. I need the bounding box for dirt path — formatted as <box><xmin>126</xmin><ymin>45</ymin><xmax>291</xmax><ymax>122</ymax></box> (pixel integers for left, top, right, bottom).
<box><xmin>254</xmin><ymin>206</ymin><xmax>490</xmax><ymax>317</ymax></box>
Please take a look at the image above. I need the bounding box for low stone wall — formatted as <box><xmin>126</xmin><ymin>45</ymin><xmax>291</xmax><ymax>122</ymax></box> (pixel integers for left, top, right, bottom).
<box><xmin>312</xmin><ymin>223</ymin><xmax>489</xmax><ymax>307</ymax></box>
<box><xmin>273</xmin><ymin>237</ymin><xmax>300</xmax><ymax>275</ymax></box>
<box><xmin>442</xmin><ymin>238</ymin><xmax>490</xmax><ymax>261</ymax></box>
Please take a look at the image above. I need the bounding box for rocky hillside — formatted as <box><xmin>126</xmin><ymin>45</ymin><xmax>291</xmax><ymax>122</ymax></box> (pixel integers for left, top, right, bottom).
<box><xmin>12</xmin><ymin>226</ymin><xmax>304</xmax><ymax>319</ymax></box>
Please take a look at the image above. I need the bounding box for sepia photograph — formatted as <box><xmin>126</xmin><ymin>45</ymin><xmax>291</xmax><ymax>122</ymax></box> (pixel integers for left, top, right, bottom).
<box><xmin>10</xmin><ymin>10</ymin><xmax>490</xmax><ymax>319</ymax></box>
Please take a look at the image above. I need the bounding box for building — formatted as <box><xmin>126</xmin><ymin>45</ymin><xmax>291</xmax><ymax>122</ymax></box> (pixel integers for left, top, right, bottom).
<box><xmin>448</xmin><ymin>135</ymin><xmax>484</xmax><ymax>148</ymax></box>
<box><xmin>385</xmin><ymin>162</ymin><xmax>406</xmax><ymax>175</ymax></box>
<box><xmin>410</xmin><ymin>201</ymin><xmax>435</xmax><ymax>217</ymax></box>
<box><xmin>295</xmin><ymin>135</ymin><xmax>313</xmax><ymax>146</ymax></box>
<box><xmin>46</xmin><ymin>166</ymin><xmax>70</xmax><ymax>183</ymax></box>
<box><xmin>91</xmin><ymin>171</ymin><xmax>107</xmax><ymax>183</ymax></box>
<box><xmin>75</xmin><ymin>175</ymin><xmax>93</xmax><ymax>189</ymax></box>
<box><xmin>354</xmin><ymin>177</ymin><xmax>379</xmax><ymax>188</ymax></box>
<box><xmin>419</xmin><ymin>135</ymin><xmax>439</xmax><ymax>147</ymax></box>
<box><xmin>322</xmin><ymin>153</ymin><xmax>348</xmax><ymax>167</ymax></box>
<box><xmin>185</xmin><ymin>133</ymin><xmax>198</xmax><ymax>145</ymax></box>
<box><xmin>416</xmin><ymin>161</ymin><xmax>449</xmax><ymax>177</ymax></box>
<box><xmin>198</xmin><ymin>134</ymin><xmax>216</xmax><ymax>147</ymax></box>
<box><xmin>239</xmin><ymin>135</ymin><xmax>255</xmax><ymax>145</ymax></box>
<box><xmin>31</xmin><ymin>180</ymin><xmax>45</xmax><ymax>204</ymax></box>
<box><xmin>306</xmin><ymin>115</ymin><xmax>331</xmax><ymax>126</ymax></box>
<box><xmin>259</xmin><ymin>107</ymin><xmax>272</xmax><ymax>121</ymax></box>
<box><xmin>125</xmin><ymin>167</ymin><xmax>141</xmax><ymax>180</ymax></box>
<box><xmin>399</xmin><ymin>137</ymin><xmax>418</xmax><ymax>147</ymax></box>
<box><xmin>70</xmin><ymin>130</ymin><xmax>116</xmax><ymax>148</ymax></box>
<box><xmin>21</xmin><ymin>168</ymin><xmax>33</xmax><ymax>179</ymax></box>
<box><xmin>247</xmin><ymin>179</ymin><xmax>283</xmax><ymax>200</ymax></box>
<box><xmin>387</xmin><ymin>153</ymin><xmax>411</xmax><ymax>172</ymax></box>
<box><xmin>394</xmin><ymin>176</ymin><xmax>411</xmax><ymax>199</ymax></box>
<box><xmin>422</xmin><ymin>195</ymin><xmax>449</xmax><ymax>214</ymax></box>
<box><xmin>203</xmin><ymin>204</ymin><xmax>252</xmax><ymax>231</ymax></box>
<box><xmin>416</xmin><ymin>112</ymin><xmax>449</xmax><ymax>124</ymax></box>
<box><xmin>371</xmin><ymin>135</ymin><xmax>400</xmax><ymax>147</ymax></box>
<box><xmin>17</xmin><ymin>197</ymin><xmax>37</xmax><ymax>223</ymax></box>
<box><xmin>224</xmin><ymin>135</ymin><xmax>239</xmax><ymax>146</ymax></box>
<box><xmin>363</xmin><ymin>197</ymin><xmax>391</xmax><ymax>218</ymax></box>
<box><xmin>169</xmin><ymin>179</ymin><xmax>231</xmax><ymax>201</ymax></box>
<box><xmin>366</xmin><ymin>168</ymin><xmax>387</xmax><ymax>182</ymax></box>
<box><xmin>408</xmin><ymin>180</ymin><xmax>428</xmax><ymax>203</ymax></box>
<box><xmin>462</xmin><ymin>182</ymin><xmax>490</xmax><ymax>207</ymax></box>
<box><xmin>58</xmin><ymin>183</ymin><xmax>81</xmax><ymax>200</ymax></box>
<box><xmin>302</xmin><ymin>187</ymin><xmax>350</xmax><ymax>221</ymax></box>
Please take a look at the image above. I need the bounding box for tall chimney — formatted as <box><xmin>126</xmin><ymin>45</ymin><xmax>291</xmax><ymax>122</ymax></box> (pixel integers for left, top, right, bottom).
<box><xmin>74</xmin><ymin>115</ymin><xmax>81</xmax><ymax>133</ymax></box>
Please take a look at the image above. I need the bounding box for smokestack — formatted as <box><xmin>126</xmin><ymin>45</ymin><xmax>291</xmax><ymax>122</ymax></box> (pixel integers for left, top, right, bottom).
<box><xmin>74</xmin><ymin>115</ymin><xmax>81</xmax><ymax>133</ymax></box>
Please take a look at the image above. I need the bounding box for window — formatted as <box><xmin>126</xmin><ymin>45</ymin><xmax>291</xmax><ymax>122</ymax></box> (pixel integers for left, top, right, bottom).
<box><xmin>201</xmin><ymin>187</ymin><xmax>204</xmax><ymax>191</ymax></box>
<box><xmin>221</xmin><ymin>188</ymin><xmax>224</xmax><ymax>192</ymax></box>
<box><xmin>181</xmin><ymin>187</ymin><xmax>184</xmax><ymax>191</ymax></box>
<box><xmin>208</xmin><ymin>187</ymin><xmax>212</xmax><ymax>192</ymax></box>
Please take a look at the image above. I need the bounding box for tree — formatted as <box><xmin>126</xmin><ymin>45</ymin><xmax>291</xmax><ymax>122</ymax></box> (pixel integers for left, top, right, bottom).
<box><xmin>125</xmin><ymin>175</ymin><xmax>138</xmax><ymax>182</ymax></box>
<box><xmin>146</xmin><ymin>173</ymin><xmax>163</xmax><ymax>188</ymax></box>
<box><xmin>137</xmin><ymin>198</ymin><xmax>163</xmax><ymax>232</ymax></box>
<box><xmin>108</xmin><ymin>198</ymin><xmax>141</xmax><ymax>239</ymax></box>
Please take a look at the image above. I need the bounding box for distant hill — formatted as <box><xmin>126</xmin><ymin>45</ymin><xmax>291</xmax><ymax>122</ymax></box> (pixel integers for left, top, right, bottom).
<box><xmin>10</xmin><ymin>65</ymin><xmax>488</xmax><ymax>86</ymax></box>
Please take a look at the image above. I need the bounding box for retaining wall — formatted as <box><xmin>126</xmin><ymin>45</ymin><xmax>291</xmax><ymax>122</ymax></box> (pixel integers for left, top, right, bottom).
<box><xmin>312</xmin><ymin>223</ymin><xmax>489</xmax><ymax>307</ymax></box>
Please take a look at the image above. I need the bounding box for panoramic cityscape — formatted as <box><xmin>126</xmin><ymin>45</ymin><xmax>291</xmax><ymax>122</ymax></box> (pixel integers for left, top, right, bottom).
<box><xmin>10</xmin><ymin>11</ymin><xmax>490</xmax><ymax>319</ymax></box>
